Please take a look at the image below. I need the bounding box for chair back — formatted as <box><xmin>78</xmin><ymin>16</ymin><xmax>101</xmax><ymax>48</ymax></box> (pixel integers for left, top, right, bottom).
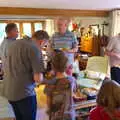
<box><xmin>49</xmin><ymin>78</ymin><xmax>72</xmax><ymax>120</ymax></box>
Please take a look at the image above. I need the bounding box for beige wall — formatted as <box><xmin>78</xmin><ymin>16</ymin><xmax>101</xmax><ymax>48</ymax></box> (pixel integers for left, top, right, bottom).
<box><xmin>72</xmin><ymin>17</ymin><xmax>110</xmax><ymax>36</ymax></box>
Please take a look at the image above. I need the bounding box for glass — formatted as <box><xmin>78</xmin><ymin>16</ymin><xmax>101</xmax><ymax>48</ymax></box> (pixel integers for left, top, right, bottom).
<box><xmin>23</xmin><ymin>23</ymin><xmax>32</xmax><ymax>37</ymax></box>
<box><xmin>0</xmin><ymin>23</ymin><xmax>7</xmax><ymax>45</ymax></box>
<box><xmin>34</xmin><ymin>23</ymin><xmax>42</xmax><ymax>31</ymax></box>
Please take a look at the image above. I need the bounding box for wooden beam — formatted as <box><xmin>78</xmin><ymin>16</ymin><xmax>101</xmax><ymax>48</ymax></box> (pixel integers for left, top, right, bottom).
<box><xmin>0</xmin><ymin>7</ymin><xmax>109</xmax><ymax>17</ymax></box>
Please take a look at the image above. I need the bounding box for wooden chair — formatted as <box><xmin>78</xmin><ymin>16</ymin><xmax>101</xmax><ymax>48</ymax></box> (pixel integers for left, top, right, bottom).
<box><xmin>48</xmin><ymin>78</ymin><xmax>72</xmax><ymax>120</ymax></box>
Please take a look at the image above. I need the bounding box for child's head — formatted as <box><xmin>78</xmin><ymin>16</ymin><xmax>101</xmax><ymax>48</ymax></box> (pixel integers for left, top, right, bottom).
<box><xmin>97</xmin><ymin>80</ymin><xmax>120</xmax><ymax>112</ymax></box>
<box><xmin>51</xmin><ymin>50</ymin><xmax>68</xmax><ymax>73</ymax></box>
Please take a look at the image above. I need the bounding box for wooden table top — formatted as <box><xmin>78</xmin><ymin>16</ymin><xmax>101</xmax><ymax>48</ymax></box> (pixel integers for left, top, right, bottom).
<box><xmin>73</xmin><ymin>99</ymin><xmax>96</xmax><ymax>110</ymax></box>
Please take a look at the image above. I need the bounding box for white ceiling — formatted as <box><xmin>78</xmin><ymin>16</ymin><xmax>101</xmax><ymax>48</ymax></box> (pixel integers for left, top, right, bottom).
<box><xmin>0</xmin><ymin>0</ymin><xmax>120</xmax><ymax>10</ymax></box>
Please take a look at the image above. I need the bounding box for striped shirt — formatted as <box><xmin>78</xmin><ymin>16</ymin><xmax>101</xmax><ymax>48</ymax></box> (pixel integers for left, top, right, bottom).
<box><xmin>51</xmin><ymin>31</ymin><xmax>78</xmax><ymax>65</ymax></box>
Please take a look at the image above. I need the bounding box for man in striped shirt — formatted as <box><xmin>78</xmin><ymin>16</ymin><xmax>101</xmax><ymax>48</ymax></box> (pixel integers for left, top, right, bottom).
<box><xmin>50</xmin><ymin>18</ymin><xmax>78</xmax><ymax>75</ymax></box>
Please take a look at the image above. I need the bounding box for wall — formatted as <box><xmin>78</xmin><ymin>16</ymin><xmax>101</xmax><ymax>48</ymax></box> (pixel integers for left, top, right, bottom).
<box><xmin>72</xmin><ymin>17</ymin><xmax>110</xmax><ymax>36</ymax></box>
<box><xmin>0</xmin><ymin>15</ymin><xmax>110</xmax><ymax>37</ymax></box>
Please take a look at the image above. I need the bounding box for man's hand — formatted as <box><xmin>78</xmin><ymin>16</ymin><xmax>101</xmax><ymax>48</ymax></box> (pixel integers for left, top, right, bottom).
<box><xmin>34</xmin><ymin>73</ymin><xmax>43</xmax><ymax>83</ymax></box>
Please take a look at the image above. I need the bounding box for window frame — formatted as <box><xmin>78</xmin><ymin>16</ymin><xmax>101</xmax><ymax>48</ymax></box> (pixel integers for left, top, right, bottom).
<box><xmin>0</xmin><ymin>20</ymin><xmax>46</xmax><ymax>38</ymax></box>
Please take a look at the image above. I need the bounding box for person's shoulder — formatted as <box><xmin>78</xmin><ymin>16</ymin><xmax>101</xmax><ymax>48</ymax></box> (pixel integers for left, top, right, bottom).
<box><xmin>108</xmin><ymin>36</ymin><xmax>117</xmax><ymax>45</ymax></box>
<box><xmin>9</xmin><ymin>39</ymin><xmax>24</xmax><ymax>47</ymax></box>
<box><xmin>90</xmin><ymin>106</ymin><xmax>102</xmax><ymax>113</ymax></box>
<box><xmin>9</xmin><ymin>40</ymin><xmax>36</xmax><ymax>52</ymax></box>
<box><xmin>66</xmin><ymin>30</ymin><xmax>73</xmax><ymax>34</ymax></box>
<box><xmin>66</xmin><ymin>30</ymin><xmax>75</xmax><ymax>36</ymax></box>
<box><xmin>90</xmin><ymin>106</ymin><xmax>103</xmax><ymax>119</ymax></box>
<box><xmin>16</xmin><ymin>39</ymin><xmax>36</xmax><ymax>47</ymax></box>
<box><xmin>66</xmin><ymin>31</ymin><xmax>76</xmax><ymax>40</ymax></box>
<box><xmin>0</xmin><ymin>38</ymin><xmax>8</xmax><ymax>46</ymax></box>
<box><xmin>110</xmin><ymin>36</ymin><xmax>119</xmax><ymax>41</ymax></box>
<box><xmin>115</xmin><ymin>36</ymin><xmax>120</xmax><ymax>41</ymax></box>
<box><xmin>24</xmin><ymin>40</ymin><xmax>40</xmax><ymax>55</ymax></box>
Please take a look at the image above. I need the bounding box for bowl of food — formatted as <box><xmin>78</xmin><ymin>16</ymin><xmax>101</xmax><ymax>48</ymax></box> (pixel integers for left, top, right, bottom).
<box><xmin>73</xmin><ymin>89</ymin><xmax>87</xmax><ymax>102</ymax></box>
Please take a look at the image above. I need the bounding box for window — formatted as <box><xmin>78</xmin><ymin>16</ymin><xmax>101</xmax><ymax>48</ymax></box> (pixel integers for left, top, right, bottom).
<box><xmin>0</xmin><ymin>23</ymin><xmax>7</xmax><ymax>45</ymax></box>
<box><xmin>23</xmin><ymin>23</ymin><xmax>32</xmax><ymax>37</ymax></box>
<box><xmin>0</xmin><ymin>21</ymin><xmax>45</xmax><ymax>40</ymax></box>
<box><xmin>34</xmin><ymin>23</ymin><xmax>43</xmax><ymax>31</ymax></box>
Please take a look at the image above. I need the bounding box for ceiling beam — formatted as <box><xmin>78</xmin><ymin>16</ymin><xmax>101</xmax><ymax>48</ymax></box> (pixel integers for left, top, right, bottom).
<box><xmin>0</xmin><ymin>7</ymin><xmax>109</xmax><ymax>17</ymax></box>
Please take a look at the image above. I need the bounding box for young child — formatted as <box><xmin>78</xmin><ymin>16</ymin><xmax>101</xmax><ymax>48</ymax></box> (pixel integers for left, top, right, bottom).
<box><xmin>90</xmin><ymin>80</ymin><xmax>120</xmax><ymax>120</ymax></box>
<box><xmin>44</xmin><ymin>50</ymin><xmax>76</xmax><ymax>120</ymax></box>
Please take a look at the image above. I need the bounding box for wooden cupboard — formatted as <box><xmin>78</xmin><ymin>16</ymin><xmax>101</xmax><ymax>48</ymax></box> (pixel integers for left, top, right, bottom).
<box><xmin>80</xmin><ymin>35</ymin><xmax>100</xmax><ymax>56</ymax></box>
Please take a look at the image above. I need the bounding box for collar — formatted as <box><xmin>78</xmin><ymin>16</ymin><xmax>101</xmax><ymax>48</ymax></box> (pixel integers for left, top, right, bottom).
<box><xmin>6</xmin><ymin>37</ymin><xmax>16</xmax><ymax>41</ymax></box>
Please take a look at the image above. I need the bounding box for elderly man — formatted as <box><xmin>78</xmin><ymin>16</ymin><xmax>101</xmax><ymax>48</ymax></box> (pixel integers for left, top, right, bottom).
<box><xmin>50</xmin><ymin>18</ymin><xmax>78</xmax><ymax>75</ymax></box>
<box><xmin>106</xmin><ymin>34</ymin><xmax>120</xmax><ymax>84</ymax></box>
<box><xmin>3</xmin><ymin>30</ymin><xmax>49</xmax><ymax>120</ymax></box>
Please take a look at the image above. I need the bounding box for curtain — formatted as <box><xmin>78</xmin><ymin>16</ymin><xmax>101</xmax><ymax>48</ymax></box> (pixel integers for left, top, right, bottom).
<box><xmin>111</xmin><ymin>10</ymin><xmax>120</xmax><ymax>36</ymax></box>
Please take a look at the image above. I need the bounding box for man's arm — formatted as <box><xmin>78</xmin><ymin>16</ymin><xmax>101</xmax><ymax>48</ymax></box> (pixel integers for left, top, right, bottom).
<box><xmin>106</xmin><ymin>50</ymin><xmax>120</xmax><ymax>59</ymax></box>
<box><xmin>29</xmin><ymin>45</ymin><xmax>45</xmax><ymax>83</ymax></box>
<box><xmin>105</xmin><ymin>37</ymin><xmax>120</xmax><ymax>58</ymax></box>
<box><xmin>34</xmin><ymin>73</ymin><xmax>43</xmax><ymax>83</ymax></box>
<box><xmin>66</xmin><ymin>33</ymin><xmax>78</xmax><ymax>53</ymax></box>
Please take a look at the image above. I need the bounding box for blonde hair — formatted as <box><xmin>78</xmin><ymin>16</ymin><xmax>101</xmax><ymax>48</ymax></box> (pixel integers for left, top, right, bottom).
<box><xmin>97</xmin><ymin>80</ymin><xmax>120</xmax><ymax>119</ymax></box>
